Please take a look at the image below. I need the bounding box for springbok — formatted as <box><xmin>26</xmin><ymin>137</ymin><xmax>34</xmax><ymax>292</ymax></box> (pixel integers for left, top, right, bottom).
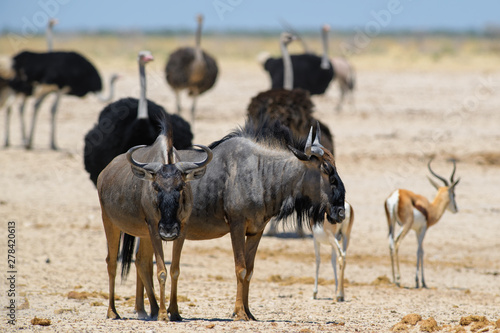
<box><xmin>312</xmin><ymin>201</ymin><xmax>354</xmax><ymax>302</ymax></box>
<box><xmin>97</xmin><ymin>115</ymin><xmax>212</xmax><ymax>320</ymax></box>
<box><xmin>384</xmin><ymin>158</ymin><xmax>460</xmax><ymax>288</ymax></box>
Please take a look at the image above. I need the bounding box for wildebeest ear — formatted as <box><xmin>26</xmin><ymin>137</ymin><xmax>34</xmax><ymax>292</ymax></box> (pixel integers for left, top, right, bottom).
<box><xmin>185</xmin><ymin>166</ymin><xmax>207</xmax><ymax>181</ymax></box>
<box><xmin>130</xmin><ymin>165</ymin><xmax>155</xmax><ymax>180</ymax></box>
<box><xmin>130</xmin><ymin>163</ymin><xmax>161</xmax><ymax>181</ymax></box>
<box><xmin>288</xmin><ymin>145</ymin><xmax>310</xmax><ymax>161</ymax></box>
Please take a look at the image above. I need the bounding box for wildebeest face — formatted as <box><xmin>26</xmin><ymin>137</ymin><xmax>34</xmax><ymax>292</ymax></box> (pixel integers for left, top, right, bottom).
<box><xmin>127</xmin><ymin>144</ymin><xmax>212</xmax><ymax>241</ymax></box>
<box><xmin>152</xmin><ymin>165</ymin><xmax>189</xmax><ymax>241</ymax></box>
<box><xmin>290</xmin><ymin>127</ymin><xmax>346</xmax><ymax>224</ymax></box>
<box><xmin>319</xmin><ymin>151</ymin><xmax>346</xmax><ymax>223</ymax></box>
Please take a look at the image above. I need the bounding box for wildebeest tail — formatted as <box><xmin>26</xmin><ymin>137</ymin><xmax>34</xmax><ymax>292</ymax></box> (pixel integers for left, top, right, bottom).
<box><xmin>119</xmin><ymin>233</ymin><xmax>136</xmax><ymax>280</ymax></box>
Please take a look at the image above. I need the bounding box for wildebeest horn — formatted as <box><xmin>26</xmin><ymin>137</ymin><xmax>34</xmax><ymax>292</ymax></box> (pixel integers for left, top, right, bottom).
<box><xmin>127</xmin><ymin>145</ymin><xmax>162</xmax><ymax>175</ymax></box>
<box><xmin>311</xmin><ymin>122</ymin><xmax>324</xmax><ymax>157</ymax></box>
<box><xmin>304</xmin><ymin>127</ymin><xmax>313</xmax><ymax>156</ymax></box>
<box><xmin>175</xmin><ymin>144</ymin><xmax>213</xmax><ymax>174</ymax></box>
<box><xmin>428</xmin><ymin>158</ymin><xmax>449</xmax><ymax>186</ymax></box>
<box><xmin>127</xmin><ymin>145</ymin><xmax>148</xmax><ymax>168</ymax></box>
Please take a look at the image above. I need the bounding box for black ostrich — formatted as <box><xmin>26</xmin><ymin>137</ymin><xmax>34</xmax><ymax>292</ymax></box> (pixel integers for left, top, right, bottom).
<box><xmin>259</xmin><ymin>25</ymin><xmax>334</xmax><ymax>96</ymax></box>
<box><xmin>10</xmin><ymin>50</ymin><xmax>119</xmax><ymax>150</ymax></box>
<box><xmin>84</xmin><ymin>51</ymin><xmax>193</xmax><ymax>186</ymax></box>
<box><xmin>165</xmin><ymin>14</ymin><xmax>218</xmax><ymax>125</ymax></box>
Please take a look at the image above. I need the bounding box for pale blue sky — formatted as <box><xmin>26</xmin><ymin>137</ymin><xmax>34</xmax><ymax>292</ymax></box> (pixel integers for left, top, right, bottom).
<box><xmin>0</xmin><ymin>0</ymin><xmax>498</xmax><ymax>33</ymax></box>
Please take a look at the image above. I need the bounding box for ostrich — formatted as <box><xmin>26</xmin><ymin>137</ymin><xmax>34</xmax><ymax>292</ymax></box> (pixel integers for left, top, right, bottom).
<box><xmin>248</xmin><ymin>33</ymin><xmax>335</xmax><ymax>155</ymax></box>
<box><xmin>46</xmin><ymin>18</ymin><xmax>58</xmax><ymax>51</ymax></box>
<box><xmin>10</xmin><ymin>51</ymin><xmax>119</xmax><ymax>150</ymax></box>
<box><xmin>259</xmin><ymin>25</ymin><xmax>334</xmax><ymax>96</ymax></box>
<box><xmin>330</xmin><ymin>57</ymin><xmax>356</xmax><ymax>111</ymax></box>
<box><xmin>165</xmin><ymin>14</ymin><xmax>218</xmax><ymax>125</ymax></box>
<box><xmin>282</xmin><ymin>22</ymin><xmax>356</xmax><ymax>111</ymax></box>
<box><xmin>84</xmin><ymin>51</ymin><xmax>193</xmax><ymax>186</ymax></box>
<box><xmin>248</xmin><ymin>32</ymin><xmax>335</xmax><ymax>237</ymax></box>
<box><xmin>3</xmin><ymin>18</ymin><xmax>119</xmax><ymax>150</ymax></box>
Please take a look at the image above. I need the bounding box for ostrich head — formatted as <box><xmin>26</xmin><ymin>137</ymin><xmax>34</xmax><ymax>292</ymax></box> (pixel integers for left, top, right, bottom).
<box><xmin>196</xmin><ymin>14</ymin><xmax>204</xmax><ymax>25</ymax></box>
<box><xmin>138</xmin><ymin>50</ymin><xmax>154</xmax><ymax>66</ymax></box>
<box><xmin>280</xmin><ymin>32</ymin><xmax>297</xmax><ymax>47</ymax></box>
<box><xmin>48</xmin><ymin>18</ymin><xmax>58</xmax><ymax>29</ymax></box>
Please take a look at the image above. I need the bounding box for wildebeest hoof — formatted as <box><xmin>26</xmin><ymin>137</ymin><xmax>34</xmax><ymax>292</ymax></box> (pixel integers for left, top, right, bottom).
<box><xmin>169</xmin><ymin>312</ymin><xmax>183</xmax><ymax>322</ymax></box>
<box><xmin>336</xmin><ymin>296</ymin><xmax>345</xmax><ymax>302</ymax></box>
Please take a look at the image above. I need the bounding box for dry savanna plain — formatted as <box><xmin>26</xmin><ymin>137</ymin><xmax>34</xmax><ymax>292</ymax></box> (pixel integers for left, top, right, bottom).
<box><xmin>0</xmin><ymin>34</ymin><xmax>500</xmax><ymax>332</ymax></box>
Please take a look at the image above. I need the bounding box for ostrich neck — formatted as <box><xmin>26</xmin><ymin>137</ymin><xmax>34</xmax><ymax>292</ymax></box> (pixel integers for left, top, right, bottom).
<box><xmin>96</xmin><ymin>77</ymin><xmax>117</xmax><ymax>103</ymax></box>
<box><xmin>194</xmin><ymin>22</ymin><xmax>203</xmax><ymax>61</ymax></box>
<box><xmin>137</xmin><ymin>62</ymin><xmax>148</xmax><ymax>119</ymax></box>
<box><xmin>281</xmin><ymin>41</ymin><xmax>293</xmax><ymax>90</ymax></box>
<box><xmin>46</xmin><ymin>26</ymin><xmax>53</xmax><ymax>51</ymax></box>
<box><xmin>320</xmin><ymin>29</ymin><xmax>330</xmax><ymax>70</ymax></box>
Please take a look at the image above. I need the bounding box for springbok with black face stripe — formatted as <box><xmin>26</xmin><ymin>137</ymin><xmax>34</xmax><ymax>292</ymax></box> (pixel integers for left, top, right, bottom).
<box><xmin>384</xmin><ymin>158</ymin><xmax>460</xmax><ymax>288</ymax></box>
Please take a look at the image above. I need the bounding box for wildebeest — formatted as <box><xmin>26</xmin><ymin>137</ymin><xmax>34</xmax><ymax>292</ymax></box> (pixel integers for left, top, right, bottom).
<box><xmin>125</xmin><ymin>119</ymin><xmax>346</xmax><ymax>321</ymax></box>
<box><xmin>97</xmin><ymin>114</ymin><xmax>212</xmax><ymax>320</ymax></box>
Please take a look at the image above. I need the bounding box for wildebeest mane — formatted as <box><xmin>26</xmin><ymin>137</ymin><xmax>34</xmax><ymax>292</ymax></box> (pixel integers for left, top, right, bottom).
<box><xmin>208</xmin><ymin>117</ymin><xmax>304</xmax><ymax>152</ymax></box>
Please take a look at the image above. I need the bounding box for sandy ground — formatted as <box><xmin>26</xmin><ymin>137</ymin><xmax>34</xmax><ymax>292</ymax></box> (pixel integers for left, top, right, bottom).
<box><xmin>1</xmin><ymin>57</ymin><xmax>500</xmax><ymax>333</ymax></box>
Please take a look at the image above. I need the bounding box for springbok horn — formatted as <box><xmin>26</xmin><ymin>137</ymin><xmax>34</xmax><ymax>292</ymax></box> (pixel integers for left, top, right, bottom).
<box><xmin>175</xmin><ymin>144</ymin><xmax>213</xmax><ymax>173</ymax></box>
<box><xmin>428</xmin><ymin>158</ymin><xmax>449</xmax><ymax>186</ymax></box>
<box><xmin>450</xmin><ymin>159</ymin><xmax>457</xmax><ymax>184</ymax></box>
<box><xmin>126</xmin><ymin>145</ymin><xmax>148</xmax><ymax>168</ymax></box>
<box><xmin>304</xmin><ymin>127</ymin><xmax>313</xmax><ymax>156</ymax></box>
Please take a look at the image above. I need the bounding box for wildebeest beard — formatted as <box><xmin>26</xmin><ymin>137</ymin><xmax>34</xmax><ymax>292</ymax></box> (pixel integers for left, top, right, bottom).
<box><xmin>275</xmin><ymin>195</ymin><xmax>328</xmax><ymax>230</ymax></box>
<box><xmin>157</xmin><ymin>189</ymin><xmax>181</xmax><ymax>241</ymax></box>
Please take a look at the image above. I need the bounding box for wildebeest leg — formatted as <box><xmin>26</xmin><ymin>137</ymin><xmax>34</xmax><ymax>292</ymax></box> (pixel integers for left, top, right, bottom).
<box><xmin>147</xmin><ymin>223</ymin><xmax>169</xmax><ymax>321</ymax></box>
<box><xmin>135</xmin><ymin>238</ymin><xmax>159</xmax><ymax>319</ymax></box>
<box><xmin>229</xmin><ymin>222</ymin><xmax>261</xmax><ymax>321</ymax></box>
<box><xmin>242</xmin><ymin>231</ymin><xmax>263</xmax><ymax>320</ymax></box>
<box><xmin>102</xmin><ymin>214</ymin><xmax>121</xmax><ymax>319</ymax></box>
<box><xmin>167</xmin><ymin>234</ymin><xmax>186</xmax><ymax>321</ymax></box>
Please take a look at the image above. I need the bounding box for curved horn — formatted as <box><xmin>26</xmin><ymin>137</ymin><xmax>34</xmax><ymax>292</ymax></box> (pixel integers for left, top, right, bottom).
<box><xmin>428</xmin><ymin>158</ymin><xmax>449</xmax><ymax>186</ymax></box>
<box><xmin>449</xmin><ymin>159</ymin><xmax>457</xmax><ymax>184</ymax></box>
<box><xmin>175</xmin><ymin>144</ymin><xmax>213</xmax><ymax>173</ymax></box>
<box><xmin>304</xmin><ymin>127</ymin><xmax>313</xmax><ymax>156</ymax></box>
<box><xmin>314</xmin><ymin>121</ymin><xmax>322</xmax><ymax>146</ymax></box>
<box><xmin>126</xmin><ymin>145</ymin><xmax>148</xmax><ymax>169</ymax></box>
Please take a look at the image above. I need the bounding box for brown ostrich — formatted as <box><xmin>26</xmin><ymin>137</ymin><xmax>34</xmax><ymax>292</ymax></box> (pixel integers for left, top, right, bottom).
<box><xmin>247</xmin><ymin>32</ymin><xmax>334</xmax><ymax>155</ymax></box>
<box><xmin>165</xmin><ymin>14</ymin><xmax>218</xmax><ymax>125</ymax></box>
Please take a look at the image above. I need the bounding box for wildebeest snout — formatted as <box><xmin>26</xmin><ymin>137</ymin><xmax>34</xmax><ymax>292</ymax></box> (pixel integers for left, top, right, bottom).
<box><xmin>158</xmin><ymin>221</ymin><xmax>180</xmax><ymax>241</ymax></box>
<box><xmin>330</xmin><ymin>207</ymin><xmax>346</xmax><ymax>223</ymax></box>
